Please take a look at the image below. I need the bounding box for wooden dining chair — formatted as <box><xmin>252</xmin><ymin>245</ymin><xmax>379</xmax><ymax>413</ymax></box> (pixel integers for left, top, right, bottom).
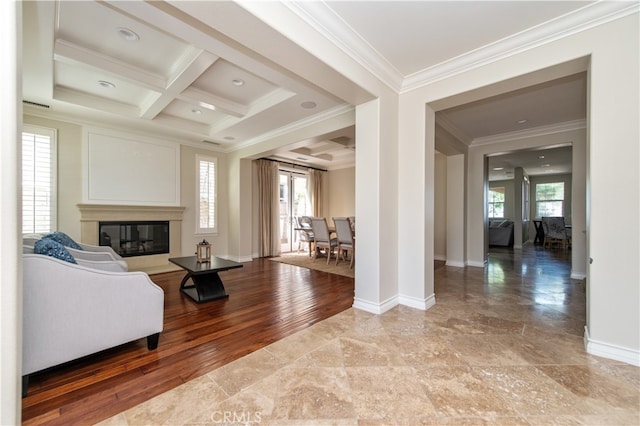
<box><xmin>310</xmin><ymin>217</ymin><xmax>338</xmax><ymax>264</ymax></box>
<box><xmin>333</xmin><ymin>217</ymin><xmax>354</xmax><ymax>268</ymax></box>
<box><xmin>541</xmin><ymin>216</ymin><xmax>570</xmax><ymax>250</ymax></box>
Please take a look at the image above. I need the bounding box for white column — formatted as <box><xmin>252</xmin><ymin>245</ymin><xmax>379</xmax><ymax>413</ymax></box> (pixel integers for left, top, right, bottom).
<box><xmin>352</xmin><ymin>99</ymin><xmax>384</xmax><ymax>312</ymax></box>
<box><xmin>226</xmin><ymin>156</ymin><xmax>254</xmax><ymax>263</ymax></box>
<box><xmin>446</xmin><ymin>155</ymin><xmax>466</xmax><ymax>267</ymax></box>
<box><xmin>585</xmin><ymin>14</ymin><xmax>640</xmax><ymax>365</ymax></box>
<box><xmin>0</xmin><ymin>0</ymin><xmax>21</xmax><ymax>423</ymax></box>
<box><xmin>397</xmin><ymin>96</ymin><xmax>435</xmax><ymax>310</ymax></box>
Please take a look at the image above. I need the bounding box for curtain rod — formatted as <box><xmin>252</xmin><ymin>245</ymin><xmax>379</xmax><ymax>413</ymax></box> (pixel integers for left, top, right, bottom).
<box><xmin>258</xmin><ymin>157</ymin><xmax>327</xmax><ymax>172</ymax></box>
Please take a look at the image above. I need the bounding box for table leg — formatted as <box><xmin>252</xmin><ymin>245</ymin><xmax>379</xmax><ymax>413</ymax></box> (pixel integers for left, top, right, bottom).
<box><xmin>180</xmin><ymin>271</ymin><xmax>229</xmax><ymax>303</ymax></box>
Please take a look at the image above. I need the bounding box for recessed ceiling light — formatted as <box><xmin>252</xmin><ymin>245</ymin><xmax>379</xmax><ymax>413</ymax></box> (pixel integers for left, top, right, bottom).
<box><xmin>232</xmin><ymin>79</ymin><xmax>245</xmax><ymax>86</ymax></box>
<box><xmin>517</xmin><ymin>119</ymin><xmax>528</xmax><ymax>124</ymax></box>
<box><xmin>538</xmin><ymin>155</ymin><xmax>545</xmax><ymax>159</ymax></box>
<box><xmin>224</xmin><ymin>136</ymin><xmax>235</xmax><ymax>141</ymax></box>
<box><xmin>198</xmin><ymin>101</ymin><xmax>216</xmax><ymax>111</ymax></box>
<box><xmin>191</xmin><ymin>109</ymin><xmax>202</xmax><ymax>115</ymax></box>
<box><xmin>492</xmin><ymin>167</ymin><xmax>504</xmax><ymax>171</ymax></box>
<box><xmin>117</xmin><ymin>27</ymin><xmax>140</xmax><ymax>41</ymax></box>
<box><xmin>542</xmin><ymin>164</ymin><xmax>551</xmax><ymax>167</ymax></box>
<box><xmin>300</xmin><ymin>101</ymin><xmax>317</xmax><ymax>109</ymax></box>
<box><xmin>98</xmin><ymin>80</ymin><xmax>116</xmax><ymax>89</ymax></box>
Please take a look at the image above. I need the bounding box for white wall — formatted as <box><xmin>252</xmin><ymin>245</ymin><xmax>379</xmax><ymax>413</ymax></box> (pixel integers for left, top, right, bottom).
<box><xmin>327</xmin><ymin>167</ymin><xmax>355</xmax><ymax>220</ymax></box>
<box><xmin>433</xmin><ymin>153</ymin><xmax>447</xmax><ymax>260</ymax></box>
<box><xmin>22</xmin><ymin>115</ymin><xmax>227</xmax><ymax>264</ymax></box>
<box><xmin>23</xmin><ymin>115</ymin><xmax>83</xmax><ymax>241</ymax></box>
<box><xmin>398</xmin><ymin>14</ymin><xmax>639</xmax><ymax>364</ymax></box>
<box><xmin>180</xmin><ymin>145</ymin><xmax>229</xmax><ymax>258</ymax></box>
<box><xmin>446</xmin><ymin>154</ymin><xmax>466</xmax><ymax>267</ymax></box>
<box><xmin>1</xmin><ymin>1</ymin><xmax>20</xmax><ymax>422</ymax></box>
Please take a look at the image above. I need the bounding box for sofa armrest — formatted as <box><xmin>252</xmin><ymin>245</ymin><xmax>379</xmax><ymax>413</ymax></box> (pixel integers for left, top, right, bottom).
<box><xmin>74</xmin><ymin>257</ymin><xmax>128</xmax><ymax>272</ymax></box>
<box><xmin>22</xmin><ymin>254</ymin><xmax>164</xmax><ymax>376</ymax></box>
<box><xmin>68</xmin><ymin>246</ymin><xmax>126</xmax><ymax>264</ymax></box>
<box><xmin>77</xmin><ymin>243</ymin><xmax>123</xmax><ymax>261</ymax></box>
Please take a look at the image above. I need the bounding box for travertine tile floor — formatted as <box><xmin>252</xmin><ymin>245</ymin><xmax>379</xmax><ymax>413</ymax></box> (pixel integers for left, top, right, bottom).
<box><xmin>99</xmin><ymin>247</ymin><xmax>639</xmax><ymax>425</ymax></box>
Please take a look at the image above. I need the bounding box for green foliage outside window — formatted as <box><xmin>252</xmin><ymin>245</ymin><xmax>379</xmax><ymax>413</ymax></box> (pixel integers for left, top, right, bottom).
<box><xmin>488</xmin><ymin>188</ymin><xmax>505</xmax><ymax>218</ymax></box>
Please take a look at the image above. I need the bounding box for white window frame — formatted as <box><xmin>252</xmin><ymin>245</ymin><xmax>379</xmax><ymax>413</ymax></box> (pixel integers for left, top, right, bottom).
<box><xmin>535</xmin><ymin>182</ymin><xmax>564</xmax><ymax>218</ymax></box>
<box><xmin>196</xmin><ymin>154</ymin><xmax>217</xmax><ymax>235</ymax></box>
<box><xmin>22</xmin><ymin>125</ymin><xmax>57</xmax><ymax>234</ymax></box>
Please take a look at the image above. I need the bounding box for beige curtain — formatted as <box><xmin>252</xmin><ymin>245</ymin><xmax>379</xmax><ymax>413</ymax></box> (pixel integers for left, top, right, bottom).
<box><xmin>308</xmin><ymin>168</ymin><xmax>325</xmax><ymax>217</ymax></box>
<box><xmin>257</xmin><ymin>159</ymin><xmax>281</xmax><ymax>257</ymax></box>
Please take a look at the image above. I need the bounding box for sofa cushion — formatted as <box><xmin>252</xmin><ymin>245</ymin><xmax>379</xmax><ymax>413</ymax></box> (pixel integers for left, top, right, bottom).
<box><xmin>34</xmin><ymin>239</ymin><xmax>77</xmax><ymax>264</ymax></box>
<box><xmin>42</xmin><ymin>231</ymin><xmax>82</xmax><ymax>250</ymax></box>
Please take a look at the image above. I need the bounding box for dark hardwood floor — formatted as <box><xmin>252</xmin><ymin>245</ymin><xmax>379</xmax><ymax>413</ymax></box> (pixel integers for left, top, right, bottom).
<box><xmin>21</xmin><ymin>258</ymin><xmax>355</xmax><ymax>425</ymax></box>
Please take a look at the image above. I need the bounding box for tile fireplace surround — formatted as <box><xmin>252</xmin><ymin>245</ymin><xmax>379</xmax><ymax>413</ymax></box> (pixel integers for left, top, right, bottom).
<box><xmin>78</xmin><ymin>204</ymin><xmax>185</xmax><ymax>273</ymax></box>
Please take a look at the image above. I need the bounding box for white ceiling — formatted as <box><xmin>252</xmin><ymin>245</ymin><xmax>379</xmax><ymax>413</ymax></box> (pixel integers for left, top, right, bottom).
<box><xmin>22</xmin><ymin>1</ymin><xmax>629</xmax><ymax>172</ymax></box>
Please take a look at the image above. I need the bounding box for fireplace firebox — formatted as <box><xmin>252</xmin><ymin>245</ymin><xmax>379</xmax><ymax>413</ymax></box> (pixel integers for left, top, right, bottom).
<box><xmin>99</xmin><ymin>221</ymin><xmax>169</xmax><ymax>257</ymax></box>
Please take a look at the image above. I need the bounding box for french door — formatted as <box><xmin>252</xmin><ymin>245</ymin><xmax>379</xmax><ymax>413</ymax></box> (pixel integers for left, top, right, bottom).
<box><xmin>279</xmin><ymin>171</ymin><xmax>310</xmax><ymax>253</ymax></box>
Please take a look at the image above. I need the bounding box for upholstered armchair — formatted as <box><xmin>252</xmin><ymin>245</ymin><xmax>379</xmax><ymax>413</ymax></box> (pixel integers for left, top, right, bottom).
<box><xmin>296</xmin><ymin>216</ymin><xmax>315</xmax><ymax>256</ymax></box>
<box><xmin>541</xmin><ymin>216</ymin><xmax>570</xmax><ymax>249</ymax></box>
<box><xmin>22</xmin><ymin>247</ymin><xmax>164</xmax><ymax>396</ymax></box>
<box><xmin>333</xmin><ymin>217</ymin><xmax>355</xmax><ymax>268</ymax></box>
<box><xmin>310</xmin><ymin>217</ymin><xmax>338</xmax><ymax>264</ymax></box>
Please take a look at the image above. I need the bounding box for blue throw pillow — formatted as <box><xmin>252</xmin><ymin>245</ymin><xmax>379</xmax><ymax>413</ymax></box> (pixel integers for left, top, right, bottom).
<box><xmin>34</xmin><ymin>239</ymin><xmax>77</xmax><ymax>264</ymax></box>
<box><xmin>42</xmin><ymin>231</ymin><xmax>82</xmax><ymax>250</ymax></box>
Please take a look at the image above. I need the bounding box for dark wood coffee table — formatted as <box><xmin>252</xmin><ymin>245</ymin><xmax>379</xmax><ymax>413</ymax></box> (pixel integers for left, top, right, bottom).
<box><xmin>169</xmin><ymin>256</ymin><xmax>243</xmax><ymax>303</ymax></box>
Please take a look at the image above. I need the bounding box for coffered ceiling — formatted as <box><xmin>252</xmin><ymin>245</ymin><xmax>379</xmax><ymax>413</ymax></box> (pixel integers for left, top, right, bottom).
<box><xmin>22</xmin><ymin>1</ymin><xmax>634</xmax><ymax>171</ymax></box>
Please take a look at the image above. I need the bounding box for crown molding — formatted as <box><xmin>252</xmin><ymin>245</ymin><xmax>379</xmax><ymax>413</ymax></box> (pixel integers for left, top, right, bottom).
<box><xmin>283</xmin><ymin>1</ymin><xmax>404</xmax><ymax>93</ymax></box>
<box><xmin>402</xmin><ymin>1</ymin><xmax>639</xmax><ymax>93</ymax></box>
<box><xmin>471</xmin><ymin>119</ymin><xmax>586</xmax><ymax>146</ymax></box>
<box><xmin>287</xmin><ymin>1</ymin><xmax>638</xmax><ymax>95</ymax></box>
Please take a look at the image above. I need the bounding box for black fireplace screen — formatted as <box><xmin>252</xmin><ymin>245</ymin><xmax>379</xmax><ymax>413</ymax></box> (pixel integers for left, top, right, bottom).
<box><xmin>99</xmin><ymin>221</ymin><xmax>169</xmax><ymax>257</ymax></box>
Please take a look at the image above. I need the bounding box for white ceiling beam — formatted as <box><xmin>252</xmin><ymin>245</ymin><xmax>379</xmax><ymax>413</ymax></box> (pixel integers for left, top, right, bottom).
<box><xmin>152</xmin><ymin>112</ymin><xmax>212</xmax><ymax>135</ymax></box>
<box><xmin>54</xmin><ymin>86</ymin><xmax>140</xmax><ymax>117</ymax></box>
<box><xmin>140</xmin><ymin>48</ymin><xmax>220</xmax><ymax>119</ymax></box>
<box><xmin>53</xmin><ymin>39</ymin><xmax>165</xmax><ymax>90</ymax></box>
<box><xmin>179</xmin><ymin>87</ymin><xmax>249</xmax><ymax>117</ymax></box>
<box><xmin>204</xmin><ymin>88</ymin><xmax>297</xmax><ymax>135</ymax></box>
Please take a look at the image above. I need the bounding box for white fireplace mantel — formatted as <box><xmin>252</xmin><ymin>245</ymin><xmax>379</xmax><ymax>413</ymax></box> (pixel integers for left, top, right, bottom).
<box><xmin>78</xmin><ymin>204</ymin><xmax>185</xmax><ymax>273</ymax></box>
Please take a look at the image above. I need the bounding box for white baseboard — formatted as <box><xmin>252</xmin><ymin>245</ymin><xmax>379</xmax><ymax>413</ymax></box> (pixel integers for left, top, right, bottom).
<box><xmin>584</xmin><ymin>326</ymin><xmax>640</xmax><ymax>366</ymax></box>
<box><xmin>571</xmin><ymin>271</ymin><xmax>586</xmax><ymax>280</ymax></box>
<box><xmin>445</xmin><ymin>260</ymin><xmax>465</xmax><ymax>268</ymax></box>
<box><xmin>352</xmin><ymin>295</ymin><xmax>398</xmax><ymax>314</ymax></box>
<box><xmin>223</xmin><ymin>254</ymin><xmax>253</xmax><ymax>263</ymax></box>
<box><xmin>399</xmin><ymin>293</ymin><xmax>436</xmax><ymax>310</ymax></box>
<box><xmin>434</xmin><ymin>254</ymin><xmax>446</xmax><ymax>261</ymax></box>
<box><xmin>466</xmin><ymin>260</ymin><xmax>487</xmax><ymax>268</ymax></box>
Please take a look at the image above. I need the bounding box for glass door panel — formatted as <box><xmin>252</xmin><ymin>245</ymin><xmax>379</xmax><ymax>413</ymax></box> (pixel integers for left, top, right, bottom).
<box><xmin>279</xmin><ymin>171</ymin><xmax>310</xmax><ymax>253</ymax></box>
<box><xmin>279</xmin><ymin>173</ymin><xmax>290</xmax><ymax>253</ymax></box>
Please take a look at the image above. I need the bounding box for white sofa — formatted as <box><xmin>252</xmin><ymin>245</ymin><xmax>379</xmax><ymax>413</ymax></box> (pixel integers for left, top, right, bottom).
<box><xmin>23</xmin><ymin>235</ymin><xmax>127</xmax><ymax>269</ymax></box>
<box><xmin>22</xmin><ymin>252</ymin><xmax>164</xmax><ymax>396</ymax></box>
